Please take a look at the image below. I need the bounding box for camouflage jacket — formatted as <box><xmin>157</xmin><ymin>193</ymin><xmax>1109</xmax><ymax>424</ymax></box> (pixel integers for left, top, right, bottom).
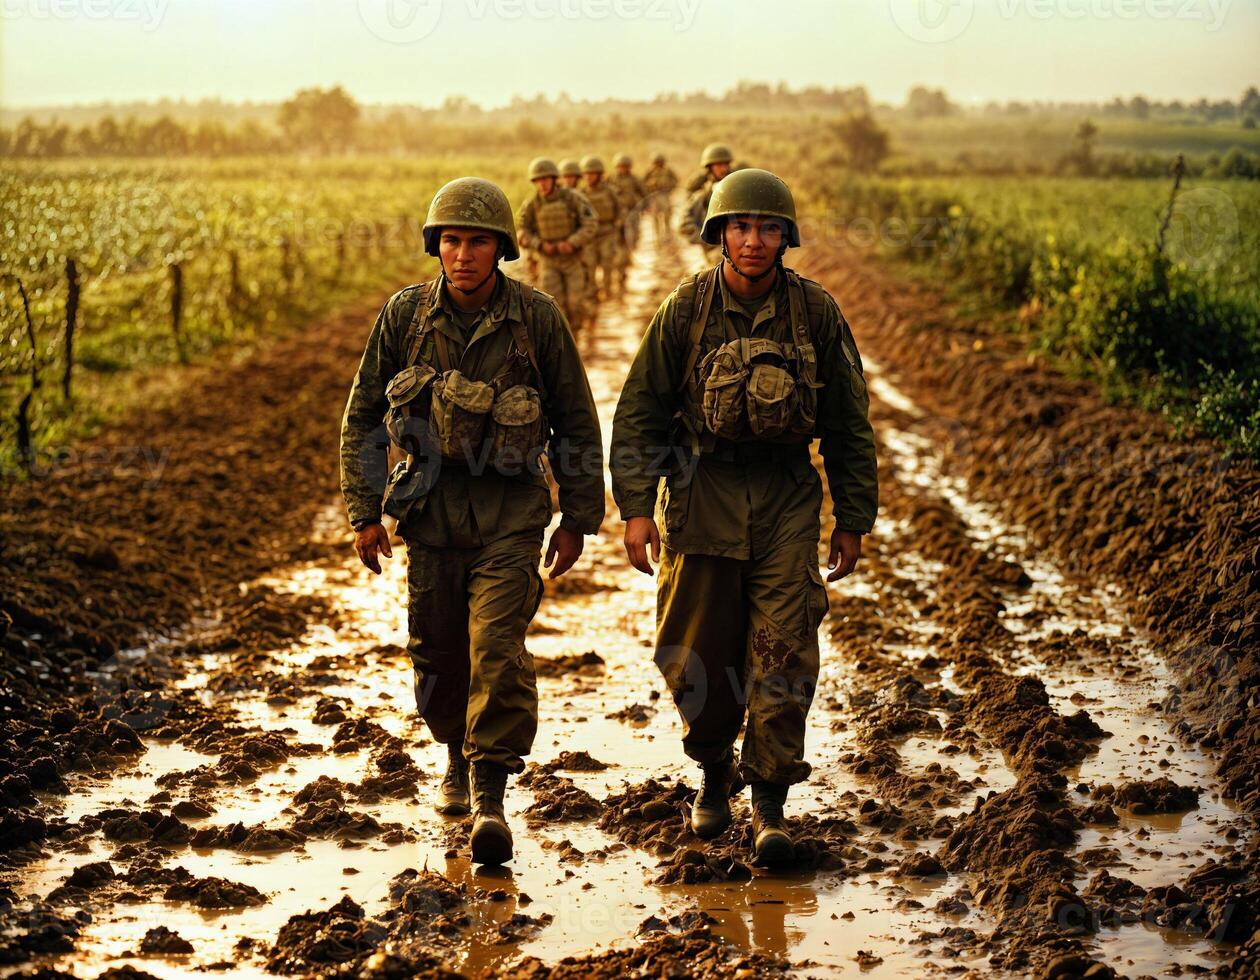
<box><xmin>609</xmin><ymin>172</ymin><xmax>647</xmax><ymax>212</ymax></box>
<box><xmin>610</xmin><ymin>265</ymin><xmax>878</xmax><ymax>559</ymax></box>
<box><xmin>340</xmin><ymin>272</ymin><xmax>604</xmax><ymax>547</ymax></box>
<box><xmin>516</xmin><ymin>187</ymin><xmax>598</xmax><ymax>251</ymax></box>
<box><xmin>678</xmin><ymin>184</ymin><xmax>714</xmax><ymax>245</ymax></box>
<box><xmin>643</xmin><ymin>165</ymin><xmax>679</xmax><ymax>194</ymax></box>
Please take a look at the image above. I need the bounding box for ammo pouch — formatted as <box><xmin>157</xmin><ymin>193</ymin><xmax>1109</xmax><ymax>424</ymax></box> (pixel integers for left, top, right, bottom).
<box><xmin>430</xmin><ymin>370</ymin><xmax>495</xmax><ymax>461</ymax></box>
<box><xmin>488</xmin><ymin>384</ymin><xmax>545</xmax><ymax>470</ymax></box>
<box><xmin>699</xmin><ymin>337</ymin><xmax>819</xmax><ymax>441</ymax></box>
<box><xmin>384</xmin><ymin>363</ymin><xmax>438</xmax><ymax>453</ymax></box>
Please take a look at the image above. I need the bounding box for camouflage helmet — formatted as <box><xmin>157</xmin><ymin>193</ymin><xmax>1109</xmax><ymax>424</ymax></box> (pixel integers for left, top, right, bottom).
<box><xmin>700</xmin><ymin>168</ymin><xmax>800</xmax><ymax>248</ymax></box>
<box><xmin>652</xmin><ymin>152</ymin><xmax>666</xmax><ymax>165</ymax></box>
<box><xmin>613</xmin><ymin>153</ymin><xmax>632</xmax><ymax>168</ymax></box>
<box><xmin>527</xmin><ymin>157</ymin><xmax>560</xmax><ymax>181</ymax></box>
<box><xmin>423</xmin><ymin>177</ymin><xmax>521</xmax><ymax>262</ymax></box>
<box><xmin>580</xmin><ymin>155</ymin><xmax>605</xmax><ymax>174</ymax></box>
<box><xmin>700</xmin><ymin>143</ymin><xmax>734</xmax><ymax>168</ymax></box>
<box><xmin>559</xmin><ymin>159</ymin><xmax>582</xmax><ymax>177</ymax></box>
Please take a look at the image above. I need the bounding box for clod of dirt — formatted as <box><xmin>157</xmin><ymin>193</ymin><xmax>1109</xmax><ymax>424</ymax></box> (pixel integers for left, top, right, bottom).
<box><xmin>519</xmin><ymin>766</ymin><xmax>602</xmax><ymax>825</ymax></box>
<box><xmin>533</xmin><ymin>650</ymin><xmax>605</xmax><ymax>678</ymax></box>
<box><xmin>99</xmin><ymin>809</ymin><xmax>193</xmax><ymax>846</ymax></box>
<box><xmin>163</xmin><ymin>871</ymin><xmax>267</xmax><ymax>909</ymax></box>
<box><xmin>605</xmin><ymin>703</ymin><xmax>655</xmax><ymax>725</ymax></box>
<box><xmin>188</xmin><ymin>821</ymin><xmax>305</xmax><ymax>852</ymax></box>
<box><xmin>535</xmin><ymin>750</ymin><xmax>610</xmax><ymax>773</ymax></box>
<box><xmin>138</xmin><ymin>925</ymin><xmax>194</xmax><ymax>955</ymax></box>
<box><xmin>1091</xmin><ymin>777</ymin><xmax>1200</xmax><ymax>815</ymax></box>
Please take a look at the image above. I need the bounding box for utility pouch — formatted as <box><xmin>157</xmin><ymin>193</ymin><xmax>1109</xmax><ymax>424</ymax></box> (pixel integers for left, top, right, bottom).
<box><xmin>384</xmin><ymin>364</ymin><xmax>438</xmax><ymax>453</ymax></box>
<box><xmin>488</xmin><ymin>384</ymin><xmax>545</xmax><ymax>471</ymax></box>
<box><xmin>430</xmin><ymin>370</ymin><xmax>495</xmax><ymax>461</ymax></box>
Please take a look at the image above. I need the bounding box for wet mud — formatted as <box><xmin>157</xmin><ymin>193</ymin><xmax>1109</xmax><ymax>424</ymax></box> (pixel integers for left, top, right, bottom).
<box><xmin>1</xmin><ymin>226</ymin><xmax>1257</xmax><ymax>977</ymax></box>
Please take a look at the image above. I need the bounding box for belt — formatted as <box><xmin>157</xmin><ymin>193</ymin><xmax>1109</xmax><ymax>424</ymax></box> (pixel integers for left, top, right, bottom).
<box><xmin>704</xmin><ymin>439</ymin><xmax>811</xmax><ymax>465</ymax></box>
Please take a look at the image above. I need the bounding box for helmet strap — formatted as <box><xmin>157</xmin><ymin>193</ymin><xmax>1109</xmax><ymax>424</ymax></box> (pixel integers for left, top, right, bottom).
<box><xmin>721</xmin><ymin>233</ymin><xmax>788</xmax><ymax>284</ymax></box>
<box><xmin>444</xmin><ymin>261</ymin><xmax>500</xmax><ymax>296</ymax></box>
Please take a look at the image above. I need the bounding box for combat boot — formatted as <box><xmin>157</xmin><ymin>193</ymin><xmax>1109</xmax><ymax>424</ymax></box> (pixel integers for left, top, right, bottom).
<box><xmin>750</xmin><ymin>781</ymin><xmax>794</xmax><ymax>868</ymax></box>
<box><xmin>690</xmin><ymin>752</ymin><xmax>742</xmax><ymax>840</ymax></box>
<box><xmin>435</xmin><ymin>742</ymin><xmax>470</xmax><ymax>816</ymax></box>
<box><xmin>470</xmin><ymin>762</ymin><xmax>513</xmax><ymax>865</ymax></box>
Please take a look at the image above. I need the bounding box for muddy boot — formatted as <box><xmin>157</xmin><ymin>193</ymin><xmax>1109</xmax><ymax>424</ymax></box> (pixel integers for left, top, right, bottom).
<box><xmin>690</xmin><ymin>752</ymin><xmax>742</xmax><ymax>840</ymax></box>
<box><xmin>750</xmin><ymin>781</ymin><xmax>794</xmax><ymax>868</ymax></box>
<box><xmin>470</xmin><ymin>762</ymin><xmax>513</xmax><ymax>865</ymax></box>
<box><xmin>436</xmin><ymin>742</ymin><xmax>470</xmax><ymax>816</ymax></box>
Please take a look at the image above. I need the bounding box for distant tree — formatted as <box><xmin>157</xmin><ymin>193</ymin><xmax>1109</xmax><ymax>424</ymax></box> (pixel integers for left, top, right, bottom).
<box><xmin>833</xmin><ymin>112</ymin><xmax>890</xmax><ymax>174</ymax></box>
<box><xmin>1241</xmin><ymin>86</ymin><xmax>1260</xmax><ymax>119</ymax></box>
<box><xmin>278</xmin><ymin>86</ymin><xmax>360</xmax><ymax>152</ymax></box>
<box><xmin>1130</xmin><ymin>96</ymin><xmax>1151</xmax><ymax>120</ymax></box>
<box><xmin>905</xmin><ymin>86</ymin><xmax>956</xmax><ymax>118</ymax></box>
<box><xmin>1074</xmin><ymin>119</ymin><xmax>1099</xmax><ymax>175</ymax></box>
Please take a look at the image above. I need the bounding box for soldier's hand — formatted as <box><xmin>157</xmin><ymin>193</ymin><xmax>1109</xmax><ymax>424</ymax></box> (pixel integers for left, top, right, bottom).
<box><xmin>541</xmin><ymin>242</ymin><xmax>556</xmax><ymax>256</ymax></box>
<box><xmin>556</xmin><ymin>241</ymin><xmax>576</xmax><ymax>255</ymax></box>
<box><xmin>827</xmin><ymin>529</ymin><xmax>862</xmax><ymax>582</ymax></box>
<box><xmin>545</xmin><ymin>527</ymin><xmax>583</xmax><ymax>579</ymax></box>
<box><xmin>624</xmin><ymin>516</ymin><xmax>660</xmax><ymax>576</ymax></box>
<box><xmin>355</xmin><ymin>523</ymin><xmax>393</xmax><ymax>575</ymax></box>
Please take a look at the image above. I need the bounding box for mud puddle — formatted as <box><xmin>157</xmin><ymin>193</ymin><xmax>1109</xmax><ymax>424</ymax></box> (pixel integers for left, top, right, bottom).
<box><xmin>5</xmin><ymin>229</ymin><xmax>1250</xmax><ymax>978</ymax></box>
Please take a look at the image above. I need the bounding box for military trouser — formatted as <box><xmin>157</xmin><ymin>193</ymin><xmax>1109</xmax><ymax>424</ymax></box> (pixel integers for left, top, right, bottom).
<box><xmin>537</xmin><ymin>254</ymin><xmax>587</xmax><ymax>330</ymax></box>
<box><xmin>589</xmin><ymin>232</ymin><xmax>620</xmax><ymax>299</ymax></box>
<box><xmin>650</xmin><ymin>193</ymin><xmax>673</xmax><ymax>242</ymax></box>
<box><xmin>405</xmin><ymin>529</ymin><xmax>544</xmax><ymax>773</ymax></box>
<box><xmin>654</xmin><ymin>537</ymin><xmax>827</xmax><ymax>786</ymax></box>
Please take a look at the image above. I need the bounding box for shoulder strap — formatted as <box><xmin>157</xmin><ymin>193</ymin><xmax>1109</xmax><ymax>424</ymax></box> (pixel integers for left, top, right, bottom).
<box><xmin>404</xmin><ymin>281</ymin><xmax>438</xmax><ymax>368</ymax></box>
<box><xmin>782</xmin><ymin>268</ymin><xmax>811</xmax><ymax>352</ymax></box>
<box><xmin>676</xmin><ymin>265</ymin><xmax>720</xmax><ymax>394</ymax></box>
<box><xmin>511</xmin><ymin>281</ymin><xmax>548</xmax><ymax>401</ymax></box>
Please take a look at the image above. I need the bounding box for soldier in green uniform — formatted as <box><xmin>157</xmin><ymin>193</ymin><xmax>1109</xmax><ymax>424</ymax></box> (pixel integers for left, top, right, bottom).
<box><xmin>611</xmin><ymin>169</ymin><xmax>878</xmax><ymax>868</ymax></box>
<box><xmin>609</xmin><ymin>153</ymin><xmax>648</xmax><ymax>292</ymax></box>
<box><xmin>643</xmin><ymin>152</ymin><xmax>679</xmax><ymax>243</ymax></box>
<box><xmin>679</xmin><ymin>143</ymin><xmax>735</xmax><ymax>264</ymax></box>
<box><xmin>559</xmin><ymin>158</ymin><xmax>599</xmax><ymax>335</ymax></box>
<box><xmin>580</xmin><ymin>155</ymin><xmax>624</xmax><ymax>301</ymax></box>
<box><xmin>340</xmin><ymin>177</ymin><xmax>605</xmax><ymax>865</ymax></box>
<box><xmin>516</xmin><ymin>157</ymin><xmax>598</xmax><ymax>332</ymax></box>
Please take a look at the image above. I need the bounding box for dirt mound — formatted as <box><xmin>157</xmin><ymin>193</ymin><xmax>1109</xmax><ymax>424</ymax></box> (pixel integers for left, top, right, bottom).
<box><xmin>518</xmin><ymin>768</ymin><xmax>602</xmax><ymax>825</ymax></box>
<box><xmin>533</xmin><ymin>650</ymin><xmax>605</xmax><ymax>677</ymax></box>
<box><xmin>137</xmin><ymin>926</ymin><xmax>193</xmax><ymax>955</ymax></box>
<box><xmin>1091</xmin><ymin>777</ymin><xmax>1200</xmax><ymax>815</ymax></box>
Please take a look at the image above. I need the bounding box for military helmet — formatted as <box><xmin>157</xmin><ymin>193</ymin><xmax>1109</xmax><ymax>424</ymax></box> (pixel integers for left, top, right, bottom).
<box><xmin>652</xmin><ymin>152</ymin><xmax>666</xmax><ymax>165</ymax></box>
<box><xmin>700</xmin><ymin>168</ymin><xmax>800</xmax><ymax>248</ymax></box>
<box><xmin>559</xmin><ymin>159</ymin><xmax>582</xmax><ymax>177</ymax></box>
<box><xmin>700</xmin><ymin>143</ymin><xmax>734</xmax><ymax>168</ymax></box>
<box><xmin>527</xmin><ymin>157</ymin><xmax>560</xmax><ymax>181</ymax></box>
<box><xmin>613</xmin><ymin>153</ymin><xmax>632</xmax><ymax>168</ymax></box>
<box><xmin>580</xmin><ymin>155</ymin><xmax>605</xmax><ymax>174</ymax></box>
<box><xmin>422</xmin><ymin>177</ymin><xmax>521</xmax><ymax>261</ymax></box>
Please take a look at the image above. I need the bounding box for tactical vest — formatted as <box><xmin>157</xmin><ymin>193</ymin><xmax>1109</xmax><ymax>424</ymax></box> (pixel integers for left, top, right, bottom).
<box><xmin>534</xmin><ymin>191</ymin><xmax>577</xmax><ymax>242</ymax></box>
<box><xmin>380</xmin><ymin>278</ymin><xmax>549</xmax><ymax>517</ymax></box>
<box><xmin>672</xmin><ymin>266</ymin><xmax>851</xmax><ymax>457</ymax></box>
<box><xmin>585</xmin><ymin>183</ymin><xmax>618</xmax><ymax>226</ymax></box>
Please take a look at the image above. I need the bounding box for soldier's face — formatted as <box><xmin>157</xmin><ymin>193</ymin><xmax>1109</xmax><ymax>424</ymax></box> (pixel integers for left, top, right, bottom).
<box><xmin>561</xmin><ymin>175</ymin><xmax>579</xmax><ymax>188</ymax></box>
<box><xmin>708</xmin><ymin>162</ymin><xmax>732</xmax><ymax>180</ymax></box>
<box><xmin>533</xmin><ymin>176</ymin><xmax>557</xmax><ymax>196</ymax></box>
<box><xmin>616</xmin><ymin>165</ymin><xmax>630</xmax><ymax>176</ymax></box>
<box><xmin>438</xmin><ymin>228</ymin><xmax>499</xmax><ymax>289</ymax></box>
<box><xmin>583</xmin><ymin>172</ymin><xmax>600</xmax><ymax>187</ymax></box>
<box><xmin>723</xmin><ymin>216</ymin><xmax>786</xmax><ymax>276</ymax></box>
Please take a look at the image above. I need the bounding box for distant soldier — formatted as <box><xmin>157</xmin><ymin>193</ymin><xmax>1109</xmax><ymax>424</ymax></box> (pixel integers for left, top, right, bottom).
<box><xmin>611</xmin><ymin>169</ymin><xmax>878</xmax><ymax>869</ymax></box>
<box><xmin>340</xmin><ymin>177</ymin><xmax>605</xmax><ymax>865</ymax></box>
<box><xmin>679</xmin><ymin>143</ymin><xmax>735</xmax><ymax>264</ymax></box>
<box><xmin>643</xmin><ymin>152</ymin><xmax>679</xmax><ymax>242</ymax></box>
<box><xmin>609</xmin><ymin>153</ymin><xmax>648</xmax><ymax>292</ymax></box>
<box><xmin>559</xmin><ymin>158</ymin><xmax>599</xmax><ymax>335</ymax></box>
<box><xmin>516</xmin><ymin>157</ymin><xmax>597</xmax><ymax>331</ymax></box>
<box><xmin>581</xmin><ymin>155</ymin><xmax>624</xmax><ymax>301</ymax></box>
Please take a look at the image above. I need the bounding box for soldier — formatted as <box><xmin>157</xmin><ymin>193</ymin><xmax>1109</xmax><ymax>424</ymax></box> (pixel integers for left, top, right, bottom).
<box><xmin>609</xmin><ymin>153</ymin><xmax>647</xmax><ymax>292</ymax></box>
<box><xmin>516</xmin><ymin>157</ymin><xmax>597</xmax><ymax>332</ymax></box>
<box><xmin>559</xmin><ymin>158</ymin><xmax>599</xmax><ymax>335</ymax></box>
<box><xmin>643</xmin><ymin>152</ymin><xmax>679</xmax><ymax>243</ymax></box>
<box><xmin>610</xmin><ymin>169</ymin><xmax>878</xmax><ymax>868</ymax></box>
<box><xmin>679</xmin><ymin>143</ymin><xmax>735</xmax><ymax>264</ymax></box>
<box><xmin>340</xmin><ymin>177</ymin><xmax>605</xmax><ymax>865</ymax></box>
<box><xmin>580</xmin><ymin>155</ymin><xmax>624</xmax><ymax>301</ymax></box>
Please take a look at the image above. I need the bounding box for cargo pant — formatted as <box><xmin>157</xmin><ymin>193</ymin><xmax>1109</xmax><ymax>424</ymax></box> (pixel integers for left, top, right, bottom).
<box><xmin>654</xmin><ymin>536</ymin><xmax>827</xmax><ymax>787</ymax></box>
<box><xmin>537</xmin><ymin>254</ymin><xmax>587</xmax><ymax>331</ymax></box>
<box><xmin>650</xmin><ymin>192</ymin><xmax>673</xmax><ymax>243</ymax></box>
<box><xmin>405</xmin><ymin>529</ymin><xmax>543</xmax><ymax>773</ymax></box>
<box><xmin>589</xmin><ymin>232</ymin><xmax>620</xmax><ymax>300</ymax></box>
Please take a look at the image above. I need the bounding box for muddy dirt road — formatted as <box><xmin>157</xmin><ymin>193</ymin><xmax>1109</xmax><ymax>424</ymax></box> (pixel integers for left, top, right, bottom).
<box><xmin>2</xmin><ymin>223</ymin><xmax>1257</xmax><ymax>979</ymax></box>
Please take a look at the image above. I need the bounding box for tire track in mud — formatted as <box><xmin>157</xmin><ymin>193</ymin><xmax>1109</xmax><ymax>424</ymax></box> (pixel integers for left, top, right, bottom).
<box><xmin>1</xmin><ymin>230</ymin><xmax>1254</xmax><ymax>979</ymax></box>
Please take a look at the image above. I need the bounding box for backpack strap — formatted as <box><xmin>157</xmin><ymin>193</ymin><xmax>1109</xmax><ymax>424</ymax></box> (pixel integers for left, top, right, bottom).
<box><xmin>782</xmin><ymin>268</ymin><xmax>811</xmax><ymax>352</ymax></box>
<box><xmin>510</xmin><ymin>281</ymin><xmax>548</xmax><ymax>402</ymax></box>
<box><xmin>676</xmin><ymin>265</ymin><xmax>720</xmax><ymax>394</ymax></box>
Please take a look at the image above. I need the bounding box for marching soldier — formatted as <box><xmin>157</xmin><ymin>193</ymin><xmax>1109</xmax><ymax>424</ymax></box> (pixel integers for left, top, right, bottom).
<box><xmin>609</xmin><ymin>153</ymin><xmax>648</xmax><ymax>292</ymax></box>
<box><xmin>679</xmin><ymin>143</ymin><xmax>736</xmax><ymax>264</ymax></box>
<box><xmin>516</xmin><ymin>157</ymin><xmax>597</xmax><ymax>331</ymax></box>
<box><xmin>340</xmin><ymin>177</ymin><xmax>605</xmax><ymax>865</ymax></box>
<box><xmin>610</xmin><ymin>169</ymin><xmax>878</xmax><ymax>868</ymax></box>
<box><xmin>580</xmin><ymin>155</ymin><xmax>624</xmax><ymax>301</ymax></box>
<box><xmin>643</xmin><ymin>152</ymin><xmax>680</xmax><ymax>243</ymax></box>
<box><xmin>559</xmin><ymin>158</ymin><xmax>599</xmax><ymax>334</ymax></box>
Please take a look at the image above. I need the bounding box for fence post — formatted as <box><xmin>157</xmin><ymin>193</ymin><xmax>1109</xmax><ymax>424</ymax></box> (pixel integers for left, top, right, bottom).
<box><xmin>169</xmin><ymin>261</ymin><xmax>185</xmax><ymax>362</ymax></box>
<box><xmin>64</xmin><ymin>257</ymin><xmax>79</xmax><ymax>401</ymax></box>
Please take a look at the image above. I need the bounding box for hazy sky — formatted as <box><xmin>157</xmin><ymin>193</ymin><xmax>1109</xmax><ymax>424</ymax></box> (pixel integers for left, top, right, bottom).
<box><xmin>1</xmin><ymin>0</ymin><xmax>1256</xmax><ymax>108</ymax></box>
